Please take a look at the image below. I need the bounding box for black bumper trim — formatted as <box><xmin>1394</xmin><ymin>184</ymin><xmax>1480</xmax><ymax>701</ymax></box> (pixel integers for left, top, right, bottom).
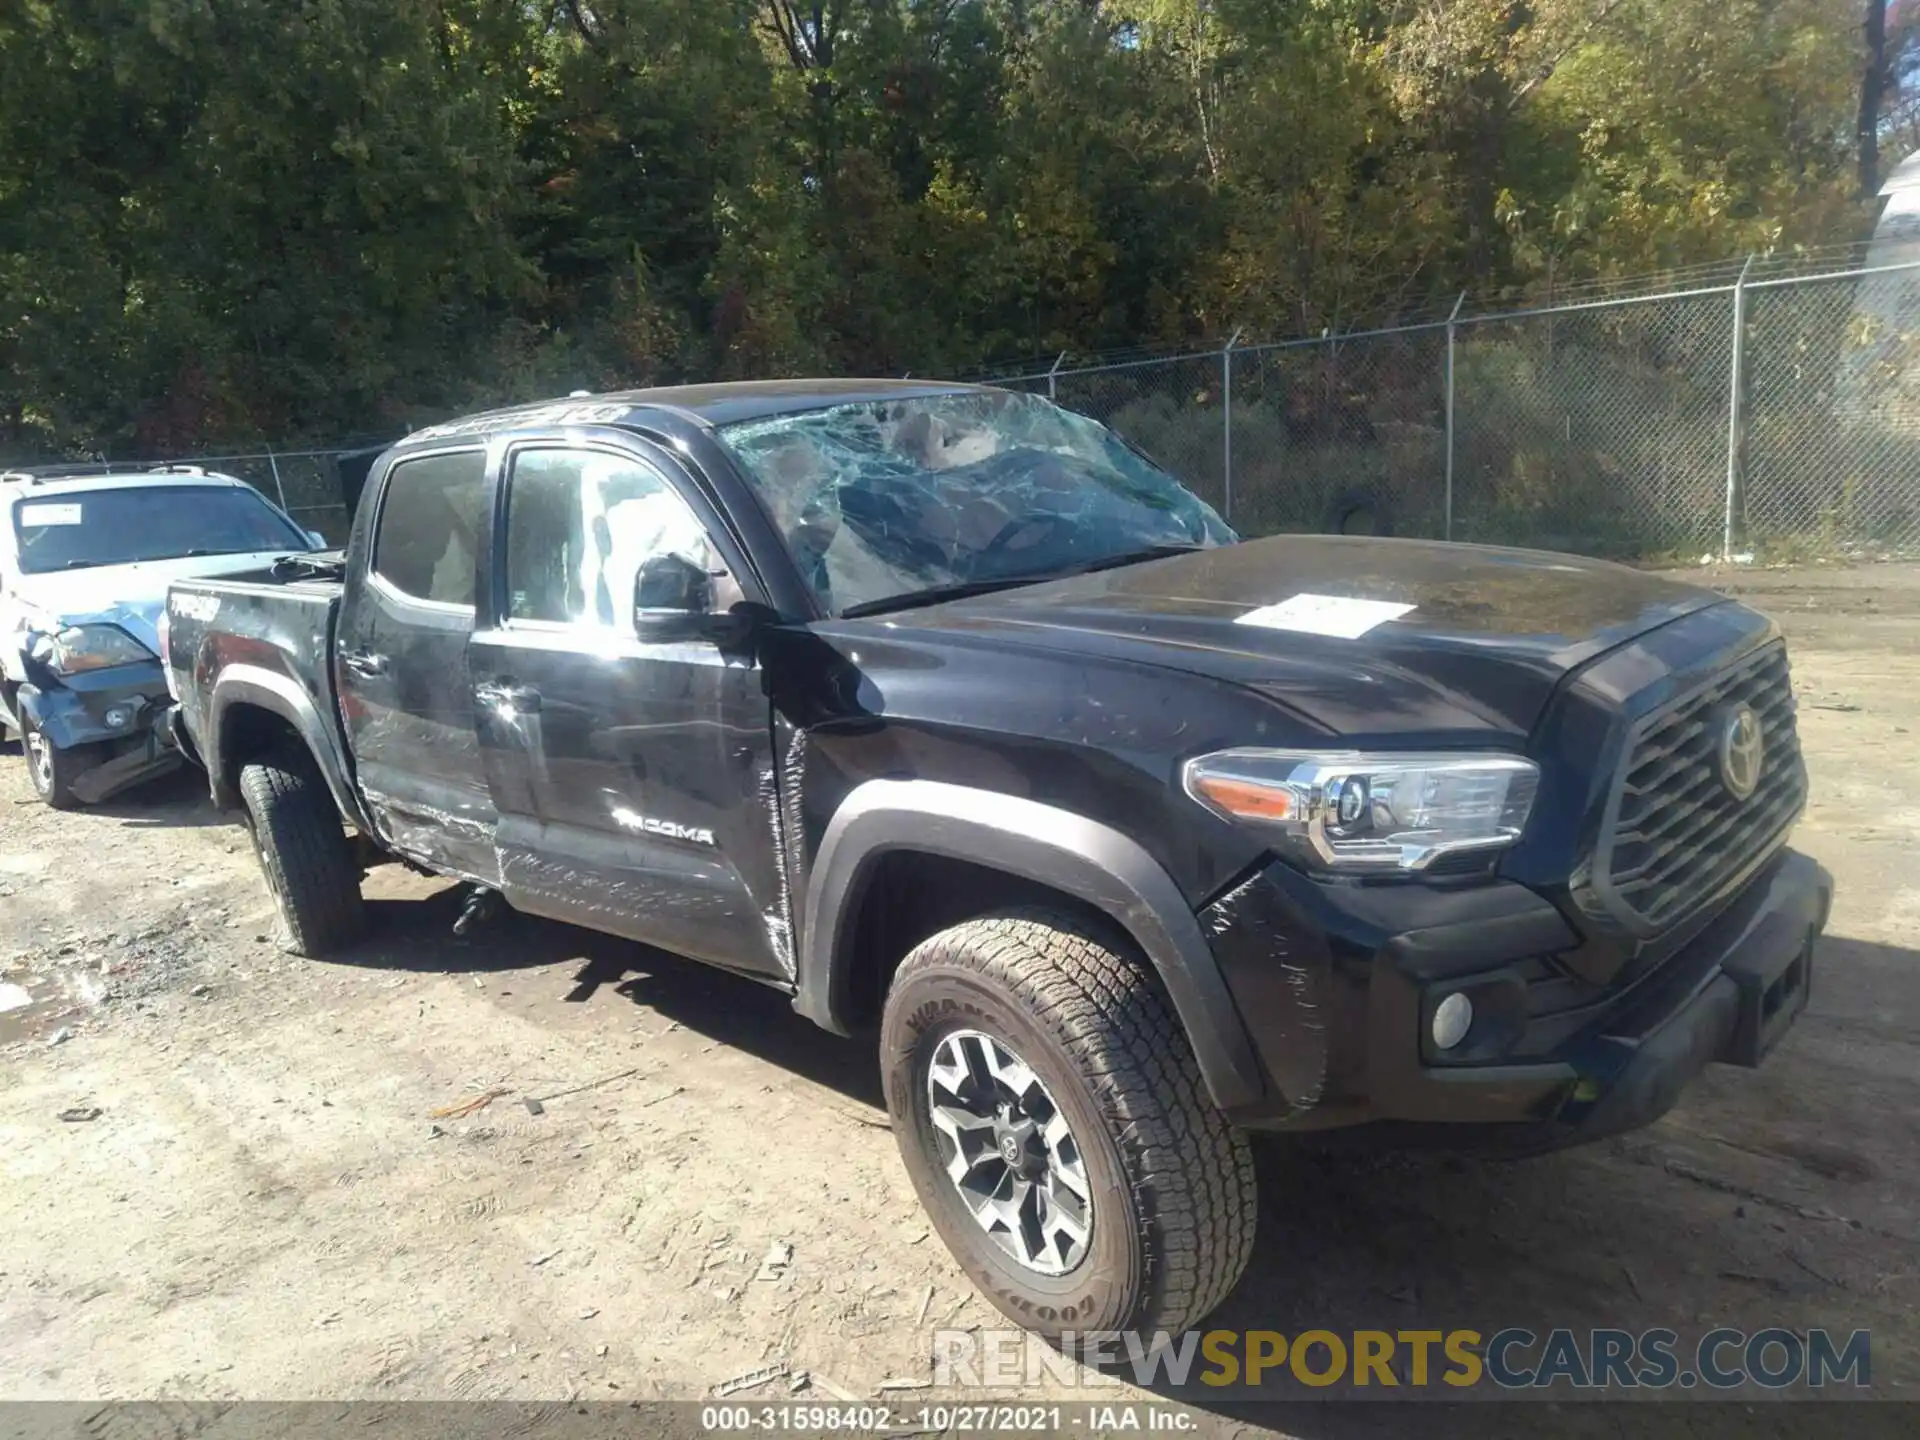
<box><xmin>1223</xmin><ymin>849</ymin><xmax>1830</xmax><ymax>1146</ymax></box>
<box><xmin>1417</xmin><ymin>851</ymin><xmax>1825</xmax><ymax>1141</ymax></box>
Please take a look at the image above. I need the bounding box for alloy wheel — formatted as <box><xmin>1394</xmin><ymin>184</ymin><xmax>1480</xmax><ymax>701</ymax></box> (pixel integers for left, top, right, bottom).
<box><xmin>925</xmin><ymin>1028</ymin><xmax>1094</xmax><ymax>1276</ymax></box>
<box><xmin>25</xmin><ymin>726</ymin><xmax>52</xmax><ymax>793</ymax></box>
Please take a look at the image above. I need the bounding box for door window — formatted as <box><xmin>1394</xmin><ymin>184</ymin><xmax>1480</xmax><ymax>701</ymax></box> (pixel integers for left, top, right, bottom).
<box><xmin>503</xmin><ymin>449</ymin><xmax>732</xmax><ymax>629</ymax></box>
<box><xmin>370</xmin><ymin>451</ymin><xmax>488</xmax><ymax>608</ymax></box>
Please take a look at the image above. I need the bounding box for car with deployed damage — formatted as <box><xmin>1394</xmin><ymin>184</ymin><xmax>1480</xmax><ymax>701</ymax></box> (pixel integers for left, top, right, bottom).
<box><xmin>0</xmin><ymin>465</ymin><xmax>322</xmax><ymax>807</ymax></box>
<box><xmin>161</xmin><ymin>380</ymin><xmax>1830</xmax><ymax>1339</ymax></box>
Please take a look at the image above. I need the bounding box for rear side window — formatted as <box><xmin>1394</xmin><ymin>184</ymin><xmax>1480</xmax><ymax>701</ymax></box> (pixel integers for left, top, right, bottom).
<box><xmin>371</xmin><ymin>452</ymin><xmax>487</xmax><ymax>607</ymax></box>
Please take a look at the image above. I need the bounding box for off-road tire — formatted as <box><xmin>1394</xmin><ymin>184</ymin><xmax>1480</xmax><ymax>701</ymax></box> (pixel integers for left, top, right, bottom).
<box><xmin>21</xmin><ymin>712</ymin><xmax>93</xmax><ymax>810</ymax></box>
<box><xmin>881</xmin><ymin>908</ymin><xmax>1257</xmax><ymax>1340</ymax></box>
<box><xmin>239</xmin><ymin>750</ymin><xmax>365</xmax><ymax>957</ymax></box>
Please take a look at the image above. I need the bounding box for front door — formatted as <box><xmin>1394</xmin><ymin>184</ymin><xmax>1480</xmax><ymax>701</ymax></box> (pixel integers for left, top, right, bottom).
<box><xmin>335</xmin><ymin>446</ymin><xmax>500</xmax><ymax>884</ymax></box>
<box><xmin>469</xmin><ymin>439</ymin><xmax>792</xmax><ymax>980</ymax></box>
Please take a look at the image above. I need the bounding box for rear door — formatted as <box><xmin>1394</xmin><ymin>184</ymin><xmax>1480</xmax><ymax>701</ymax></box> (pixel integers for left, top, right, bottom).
<box><xmin>469</xmin><ymin>436</ymin><xmax>791</xmax><ymax>979</ymax></box>
<box><xmin>335</xmin><ymin>447</ymin><xmax>500</xmax><ymax>883</ymax></box>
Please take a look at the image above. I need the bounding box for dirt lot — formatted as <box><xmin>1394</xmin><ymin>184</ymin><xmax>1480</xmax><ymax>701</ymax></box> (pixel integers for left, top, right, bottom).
<box><xmin>1</xmin><ymin>562</ymin><xmax>1917</xmax><ymax>1425</ymax></box>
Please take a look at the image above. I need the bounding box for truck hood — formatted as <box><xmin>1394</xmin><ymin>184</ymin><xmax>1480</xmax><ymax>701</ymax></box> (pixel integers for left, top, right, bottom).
<box><xmin>2</xmin><ymin>551</ymin><xmax>304</xmax><ymax>655</ymax></box>
<box><xmin>906</xmin><ymin>535</ymin><xmax>1729</xmax><ymax>740</ymax></box>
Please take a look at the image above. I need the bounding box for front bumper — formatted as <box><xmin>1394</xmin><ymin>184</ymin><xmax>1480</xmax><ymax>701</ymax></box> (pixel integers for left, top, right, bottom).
<box><xmin>1206</xmin><ymin>849</ymin><xmax>1831</xmax><ymax>1150</ymax></box>
<box><xmin>17</xmin><ymin>661</ymin><xmax>183</xmax><ymax>803</ymax></box>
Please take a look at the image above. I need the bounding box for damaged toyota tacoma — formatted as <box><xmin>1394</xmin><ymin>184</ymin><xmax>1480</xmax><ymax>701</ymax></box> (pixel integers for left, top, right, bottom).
<box><xmin>164</xmin><ymin>381</ymin><xmax>1831</xmax><ymax>1339</ymax></box>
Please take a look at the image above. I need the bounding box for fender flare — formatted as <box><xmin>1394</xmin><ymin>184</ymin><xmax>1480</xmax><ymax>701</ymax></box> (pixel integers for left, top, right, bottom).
<box><xmin>207</xmin><ymin>664</ymin><xmax>369</xmax><ymax>831</ymax></box>
<box><xmin>794</xmin><ymin>778</ymin><xmax>1266</xmax><ymax>1111</ymax></box>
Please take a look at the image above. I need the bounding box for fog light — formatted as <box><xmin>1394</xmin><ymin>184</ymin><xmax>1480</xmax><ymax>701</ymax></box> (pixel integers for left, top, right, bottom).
<box><xmin>103</xmin><ymin>706</ymin><xmax>132</xmax><ymax>730</ymax></box>
<box><xmin>1431</xmin><ymin>992</ymin><xmax>1473</xmax><ymax>1050</ymax></box>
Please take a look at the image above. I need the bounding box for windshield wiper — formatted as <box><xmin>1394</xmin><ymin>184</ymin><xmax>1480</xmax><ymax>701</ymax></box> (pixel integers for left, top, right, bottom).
<box><xmin>837</xmin><ymin>543</ymin><xmax>1210</xmax><ymax>619</ymax></box>
<box><xmin>1050</xmin><ymin>542</ymin><xmax>1209</xmax><ymax>577</ymax></box>
<box><xmin>840</xmin><ymin>575</ymin><xmax>1050</xmax><ymax>618</ymax></box>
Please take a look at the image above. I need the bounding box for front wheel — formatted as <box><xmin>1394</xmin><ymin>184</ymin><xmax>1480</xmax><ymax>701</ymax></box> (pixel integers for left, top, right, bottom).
<box><xmin>881</xmin><ymin>909</ymin><xmax>1257</xmax><ymax>1340</ymax></box>
<box><xmin>21</xmin><ymin>713</ymin><xmax>96</xmax><ymax>810</ymax></box>
<box><xmin>239</xmin><ymin>751</ymin><xmax>365</xmax><ymax>957</ymax></box>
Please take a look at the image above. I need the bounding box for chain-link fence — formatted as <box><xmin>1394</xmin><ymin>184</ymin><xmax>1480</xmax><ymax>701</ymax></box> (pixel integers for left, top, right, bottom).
<box><xmin>42</xmin><ymin>251</ymin><xmax>1920</xmax><ymax>565</ymax></box>
<box><xmin>1742</xmin><ymin>261</ymin><xmax>1920</xmax><ymax>555</ymax></box>
<box><xmin>971</xmin><ymin>248</ymin><xmax>1920</xmax><ymax>561</ymax></box>
<box><xmin>154</xmin><ymin>448</ymin><xmax>365</xmax><ymax>543</ymax></box>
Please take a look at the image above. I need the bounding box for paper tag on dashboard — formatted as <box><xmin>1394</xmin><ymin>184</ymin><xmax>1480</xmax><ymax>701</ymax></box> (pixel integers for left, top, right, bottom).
<box><xmin>1234</xmin><ymin>593</ymin><xmax>1415</xmax><ymax>639</ymax></box>
<box><xmin>17</xmin><ymin>502</ymin><xmax>83</xmax><ymax>526</ymax></box>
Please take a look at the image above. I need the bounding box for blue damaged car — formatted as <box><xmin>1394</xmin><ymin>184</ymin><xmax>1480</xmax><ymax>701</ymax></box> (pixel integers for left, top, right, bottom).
<box><xmin>0</xmin><ymin>466</ymin><xmax>322</xmax><ymax>807</ymax></box>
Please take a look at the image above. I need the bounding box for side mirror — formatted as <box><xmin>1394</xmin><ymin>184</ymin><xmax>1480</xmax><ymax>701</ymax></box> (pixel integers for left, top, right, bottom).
<box><xmin>633</xmin><ymin>552</ymin><xmax>716</xmax><ymax>644</ymax></box>
<box><xmin>305</xmin><ymin>529</ymin><xmax>327</xmax><ymax>549</ymax></box>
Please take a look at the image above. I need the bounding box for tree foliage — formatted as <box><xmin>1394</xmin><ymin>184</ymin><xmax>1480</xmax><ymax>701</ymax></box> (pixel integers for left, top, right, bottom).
<box><xmin>0</xmin><ymin>0</ymin><xmax>1883</xmax><ymax>456</ymax></box>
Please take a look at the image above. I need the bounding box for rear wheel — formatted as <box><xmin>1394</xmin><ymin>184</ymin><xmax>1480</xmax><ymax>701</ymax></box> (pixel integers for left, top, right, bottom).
<box><xmin>881</xmin><ymin>909</ymin><xmax>1257</xmax><ymax>1340</ymax></box>
<box><xmin>21</xmin><ymin>713</ymin><xmax>94</xmax><ymax>810</ymax></box>
<box><xmin>239</xmin><ymin>750</ymin><xmax>365</xmax><ymax>956</ymax></box>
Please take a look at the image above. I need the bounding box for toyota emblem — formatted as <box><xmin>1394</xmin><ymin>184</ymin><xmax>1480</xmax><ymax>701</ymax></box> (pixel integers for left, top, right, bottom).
<box><xmin>1717</xmin><ymin>705</ymin><xmax>1765</xmax><ymax>801</ymax></box>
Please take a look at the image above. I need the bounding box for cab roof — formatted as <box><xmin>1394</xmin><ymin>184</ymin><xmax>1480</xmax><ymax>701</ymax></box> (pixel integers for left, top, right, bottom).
<box><xmin>403</xmin><ymin>378</ymin><xmax>988</xmax><ymax>445</ymax></box>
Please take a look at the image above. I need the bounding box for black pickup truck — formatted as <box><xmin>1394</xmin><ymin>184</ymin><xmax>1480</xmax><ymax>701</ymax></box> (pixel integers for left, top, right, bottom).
<box><xmin>165</xmin><ymin>380</ymin><xmax>1830</xmax><ymax>1339</ymax></box>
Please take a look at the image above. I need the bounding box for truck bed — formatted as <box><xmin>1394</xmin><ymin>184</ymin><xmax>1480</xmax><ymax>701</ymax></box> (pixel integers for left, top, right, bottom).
<box><xmin>165</xmin><ymin>555</ymin><xmax>348</xmax><ymax>781</ymax></box>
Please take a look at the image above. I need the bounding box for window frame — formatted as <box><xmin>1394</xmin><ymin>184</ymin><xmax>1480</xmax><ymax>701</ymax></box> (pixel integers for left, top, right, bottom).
<box><xmin>365</xmin><ymin>445</ymin><xmax>491</xmax><ymax>614</ymax></box>
<box><xmin>495</xmin><ymin>439</ymin><xmax>737</xmax><ymax>638</ymax></box>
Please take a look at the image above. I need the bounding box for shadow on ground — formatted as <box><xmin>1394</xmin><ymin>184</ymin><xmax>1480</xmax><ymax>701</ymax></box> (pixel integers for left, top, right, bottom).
<box><xmin>89</xmin><ymin>765</ymin><xmax>231</xmax><ymax>829</ymax></box>
<box><xmin>334</xmin><ymin>883</ymin><xmax>885</xmax><ymax>1107</ymax></box>
<box><xmin>316</xmin><ymin>887</ymin><xmax>1911</xmax><ymax>1433</ymax></box>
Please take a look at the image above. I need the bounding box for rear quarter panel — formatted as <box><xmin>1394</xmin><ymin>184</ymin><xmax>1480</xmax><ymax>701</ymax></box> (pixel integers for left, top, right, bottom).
<box><xmin>166</xmin><ymin>573</ymin><xmax>351</xmax><ymax>814</ymax></box>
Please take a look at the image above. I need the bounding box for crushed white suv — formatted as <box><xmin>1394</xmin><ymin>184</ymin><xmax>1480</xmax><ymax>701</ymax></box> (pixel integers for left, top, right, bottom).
<box><xmin>0</xmin><ymin>465</ymin><xmax>322</xmax><ymax>807</ymax></box>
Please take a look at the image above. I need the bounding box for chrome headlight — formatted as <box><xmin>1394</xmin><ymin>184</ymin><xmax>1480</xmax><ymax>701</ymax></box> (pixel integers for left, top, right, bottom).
<box><xmin>42</xmin><ymin>624</ymin><xmax>156</xmax><ymax>675</ymax></box>
<box><xmin>1183</xmin><ymin>749</ymin><xmax>1539</xmax><ymax>873</ymax></box>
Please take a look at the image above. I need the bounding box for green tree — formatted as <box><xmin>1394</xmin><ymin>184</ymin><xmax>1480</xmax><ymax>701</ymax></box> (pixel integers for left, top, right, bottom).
<box><xmin>0</xmin><ymin>0</ymin><xmax>1884</xmax><ymax>459</ymax></box>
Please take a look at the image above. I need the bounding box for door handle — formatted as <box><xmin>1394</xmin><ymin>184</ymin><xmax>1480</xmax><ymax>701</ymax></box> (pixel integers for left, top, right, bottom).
<box><xmin>341</xmin><ymin>650</ymin><xmax>388</xmax><ymax>678</ymax></box>
<box><xmin>475</xmin><ymin>682</ymin><xmax>542</xmax><ymax>714</ymax></box>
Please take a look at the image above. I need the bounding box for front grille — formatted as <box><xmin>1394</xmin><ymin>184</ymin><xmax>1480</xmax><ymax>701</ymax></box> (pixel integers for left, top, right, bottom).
<box><xmin>1597</xmin><ymin>642</ymin><xmax>1805</xmax><ymax>930</ymax></box>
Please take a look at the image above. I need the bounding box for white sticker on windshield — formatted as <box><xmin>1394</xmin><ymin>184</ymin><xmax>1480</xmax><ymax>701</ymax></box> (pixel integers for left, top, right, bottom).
<box><xmin>1235</xmin><ymin>593</ymin><xmax>1415</xmax><ymax>639</ymax></box>
<box><xmin>17</xmin><ymin>502</ymin><xmax>83</xmax><ymax>526</ymax></box>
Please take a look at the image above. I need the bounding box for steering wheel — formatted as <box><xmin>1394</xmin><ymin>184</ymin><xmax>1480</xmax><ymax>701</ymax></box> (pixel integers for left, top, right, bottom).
<box><xmin>973</xmin><ymin>512</ymin><xmax>1080</xmax><ymax>579</ymax></box>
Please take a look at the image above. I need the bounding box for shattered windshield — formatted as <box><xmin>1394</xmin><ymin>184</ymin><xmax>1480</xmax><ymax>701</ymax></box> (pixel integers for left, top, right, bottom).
<box><xmin>715</xmin><ymin>390</ymin><xmax>1235</xmax><ymax>615</ymax></box>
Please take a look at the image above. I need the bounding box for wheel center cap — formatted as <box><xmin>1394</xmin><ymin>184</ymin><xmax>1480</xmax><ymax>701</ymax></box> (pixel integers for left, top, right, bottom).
<box><xmin>994</xmin><ymin>1117</ymin><xmax>1045</xmax><ymax>1179</ymax></box>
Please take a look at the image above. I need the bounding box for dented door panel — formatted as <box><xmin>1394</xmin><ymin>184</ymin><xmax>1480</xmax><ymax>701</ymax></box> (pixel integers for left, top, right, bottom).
<box><xmin>469</xmin><ymin>433</ymin><xmax>792</xmax><ymax>980</ymax></box>
<box><xmin>335</xmin><ymin>446</ymin><xmax>500</xmax><ymax>884</ymax></box>
<box><xmin>471</xmin><ymin>624</ymin><xmax>788</xmax><ymax>976</ymax></box>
